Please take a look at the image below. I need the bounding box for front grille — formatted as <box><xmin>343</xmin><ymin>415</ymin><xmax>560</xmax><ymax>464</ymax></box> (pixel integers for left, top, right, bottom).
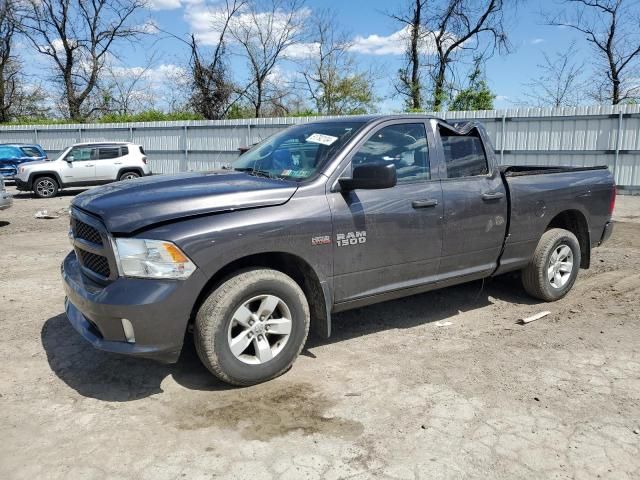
<box><xmin>74</xmin><ymin>219</ymin><xmax>103</xmax><ymax>246</ymax></box>
<box><xmin>78</xmin><ymin>250</ymin><xmax>111</xmax><ymax>278</ymax></box>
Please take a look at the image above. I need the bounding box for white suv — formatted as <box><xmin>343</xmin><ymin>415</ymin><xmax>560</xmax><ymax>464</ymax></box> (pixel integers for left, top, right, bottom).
<box><xmin>15</xmin><ymin>142</ymin><xmax>152</xmax><ymax>198</ymax></box>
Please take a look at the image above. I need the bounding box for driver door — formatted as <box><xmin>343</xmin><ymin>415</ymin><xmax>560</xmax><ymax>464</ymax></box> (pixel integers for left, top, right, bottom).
<box><xmin>328</xmin><ymin>121</ymin><xmax>444</xmax><ymax>304</ymax></box>
<box><xmin>62</xmin><ymin>146</ymin><xmax>97</xmax><ymax>183</ymax></box>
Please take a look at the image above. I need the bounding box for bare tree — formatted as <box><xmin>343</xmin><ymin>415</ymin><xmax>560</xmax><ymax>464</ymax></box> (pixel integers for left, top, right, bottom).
<box><xmin>0</xmin><ymin>0</ymin><xmax>19</xmax><ymax>122</ymax></box>
<box><xmin>19</xmin><ymin>0</ymin><xmax>147</xmax><ymax>120</ymax></box>
<box><xmin>547</xmin><ymin>0</ymin><xmax>640</xmax><ymax>104</ymax></box>
<box><xmin>98</xmin><ymin>56</ymin><xmax>158</xmax><ymax>116</ymax></box>
<box><xmin>188</xmin><ymin>0</ymin><xmax>246</xmax><ymax>119</ymax></box>
<box><xmin>424</xmin><ymin>0</ymin><xmax>512</xmax><ymax>111</ymax></box>
<box><xmin>523</xmin><ymin>42</ymin><xmax>586</xmax><ymax>108</ymax></box>
<box><xmin>388</xmin><ymin>0</ymin><xmax>427</xmax><ymax>111</ymax></box>
<box><xmin>231</xmin><ymin>0</ymin><xmax>307</xmax><ymax>117</ymax></box>
<box><xmin>0</xmin><ymin>0</ymin><xmax>48</xmax><ymax>122</ymax></box>
<box><xmin>299</xmin><ymin>10</ymin><xmax>375</xmax><ymax>115</ymax></box>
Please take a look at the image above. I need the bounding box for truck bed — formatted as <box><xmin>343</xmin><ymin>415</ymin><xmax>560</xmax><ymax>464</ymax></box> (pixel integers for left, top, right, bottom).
<box><xmin>500</xmin><ymin>165</ymin><xmax>609</xmax><ymax>177</ymax></box>
<box><xmin>495</xmin><ymin>165</ymin><xmax>614</xmax><ymax>275</ymax></box>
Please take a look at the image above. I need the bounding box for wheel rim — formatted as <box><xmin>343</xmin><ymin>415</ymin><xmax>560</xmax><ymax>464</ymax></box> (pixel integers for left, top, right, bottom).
<box><xmin>36</xmin><ymin>179</ymin><xmax>55</xmax><ymax>197</ymax></box>
<box><xmin>122</xmin><ymin>173</ymin><xmax>138</xmax><ymax>180</ymax></box>
<box><xmin>547</xmin><ymin>244</ymin><xmax>574</xmax><ymax>289</ymax></box>
<box><xmin>227</xmin><ymin>294</ymin><xmax>292</xmax><ymax>365</ymax></box>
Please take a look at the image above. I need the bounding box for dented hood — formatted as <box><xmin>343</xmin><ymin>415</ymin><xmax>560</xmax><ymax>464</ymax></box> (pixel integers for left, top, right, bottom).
<box><xmin>72</xmin><ymin>171</ymin><xmax>298</xmax><ymax>233</ymax></box>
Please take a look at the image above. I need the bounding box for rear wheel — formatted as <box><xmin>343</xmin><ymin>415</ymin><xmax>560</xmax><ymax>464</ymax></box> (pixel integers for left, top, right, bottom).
<box><xmin>194</xmin><ymin>268</ymin><xmax>310</xmax><ymax>386</ymax></box>
<box><xmin>522</xmin><ymin>228</ymin><xmax>581</xmax><ymax>301</ymax></box>
<box><xmin>33</xmin><ymin>176</ymin><xmax>59</xmax><ymax>198</ymax></box>
<box><xmin>118</xmin><ymin>171</ymin><xmax>140</xmax><ymax>181</ymax></box>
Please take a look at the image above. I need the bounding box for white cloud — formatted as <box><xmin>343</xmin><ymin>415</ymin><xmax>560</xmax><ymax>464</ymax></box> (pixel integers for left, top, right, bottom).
<box><xmin>531</xmin><ymin>38</ymin><xmax>544</xmax><ymax>45</ymax></box>
<box><xmin>350</xmin><ymin>26</ymin><xmax>442</xmax><ymax>56</ymax></box>
<box><xmin>184</xmin><ymin>0</ymin><xmax>313</xmax><ymax>58</ymax></box>
<box><xmin>147</xmin><ymin>0</ymin><xmax>182</xmax><ymax>10</ymax></box>
<box><xmin>350</xmin><ymin>29</ymin><xmax>407</xmax><ymax>55</ymax></box>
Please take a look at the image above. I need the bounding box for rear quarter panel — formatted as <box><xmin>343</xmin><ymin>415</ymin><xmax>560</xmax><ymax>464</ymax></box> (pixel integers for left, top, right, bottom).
<box><xmin>497</xmin><ymin>169</ymin><xmax>614</xmax><ymax>274</ymax></box>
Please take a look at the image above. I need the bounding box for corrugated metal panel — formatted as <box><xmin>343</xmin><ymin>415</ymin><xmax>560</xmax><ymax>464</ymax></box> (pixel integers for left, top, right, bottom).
<box><xmin>2</xmin><ymin>105</ymin><xmax>639</xmax><ymax>186</ymax></box>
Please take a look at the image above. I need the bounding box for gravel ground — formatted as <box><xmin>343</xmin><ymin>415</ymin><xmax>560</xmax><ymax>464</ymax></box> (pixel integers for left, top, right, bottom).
<box><xmin>1</xmin><ymin>186</ymin><xmax>639</xmax><ymax>480</ymax></box>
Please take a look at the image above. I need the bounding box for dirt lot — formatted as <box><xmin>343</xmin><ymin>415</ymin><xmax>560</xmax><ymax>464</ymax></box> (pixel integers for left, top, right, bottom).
<box><xmin>1</xmin><ymin>185</ymin><xmax>639</xmax><ymax>480</ymax></box>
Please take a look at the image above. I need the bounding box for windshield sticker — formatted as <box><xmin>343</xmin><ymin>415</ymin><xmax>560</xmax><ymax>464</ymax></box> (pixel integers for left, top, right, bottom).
<box><xmin>281</xmin><ymin>169</ymin><xmax>312</xmax><ymax>177</ymax></box>
<box><xmin>306</xmin><ymin>133</ymin><xmax>338</xmax><ymax>146</ymax></box>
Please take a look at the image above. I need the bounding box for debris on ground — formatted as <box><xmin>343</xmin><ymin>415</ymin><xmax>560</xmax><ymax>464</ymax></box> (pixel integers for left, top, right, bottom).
<box><xmin>518</xmin><ymin>311</ymin><xmax>551</xmax><ymax>325</ymax></box>
<box><xmin>435</xmin><ymin>321</ymin><xmax>453</xmax><ymax>327</ymax></box>
<box><xmin>34</xmin><ymin>209</ymin><xmax>59</xmax><ymax>219</ymax></box>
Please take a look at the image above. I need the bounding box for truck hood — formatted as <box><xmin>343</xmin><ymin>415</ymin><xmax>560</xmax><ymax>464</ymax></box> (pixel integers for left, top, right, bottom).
<box><xmin>73</xmin><ymin>171</ymin><xmax>298</xmax><ymax>233</ymax></box>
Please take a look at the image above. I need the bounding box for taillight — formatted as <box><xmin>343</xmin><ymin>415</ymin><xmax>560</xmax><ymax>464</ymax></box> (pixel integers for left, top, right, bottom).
<box><xmin>609</xmin><ymin>184</ymin><xmax>616</xmax><ymax>215</ymax></box>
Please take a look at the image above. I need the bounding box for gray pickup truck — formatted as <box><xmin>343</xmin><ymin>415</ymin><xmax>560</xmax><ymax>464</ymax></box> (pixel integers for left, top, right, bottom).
<box><xmin>62</xmin><ymin>115</ymin><xmax>615</xmax><ymax>385</ymax></box>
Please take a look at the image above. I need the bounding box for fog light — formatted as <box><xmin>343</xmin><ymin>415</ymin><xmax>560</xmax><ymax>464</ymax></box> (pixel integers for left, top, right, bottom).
<box><xmin>121</xmin><ymin>318</ymin><xmax>136</xmax><ymax>343</ymax></box>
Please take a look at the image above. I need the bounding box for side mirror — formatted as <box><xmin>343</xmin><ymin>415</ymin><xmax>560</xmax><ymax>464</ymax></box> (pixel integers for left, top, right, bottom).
<box><xmin>339</xmin><ymin>162</ymin><xmax>397</xmax><ymax>191</ymax></box>
<box><xmin>65</xmin><ymin>156</ymin><xmax>74</xmax><ymax>163</ymax></box>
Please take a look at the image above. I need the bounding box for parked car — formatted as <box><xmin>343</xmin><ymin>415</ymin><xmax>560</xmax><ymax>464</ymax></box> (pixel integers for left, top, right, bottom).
<box><xmin>0</xmin><ymin>144</ymin><xmax>48</xmax><ymax>181</ymax></box>
<box><xmin>14</xmin><ymin>142</ymin><xmax>151</xmax><ymax>198</ymax></box>
<box><xmin>0</xmin><ymin>177</ymin><xmax>12</xmax><ymax>210</ymax></box>
<box><xmin>61</xmin><ymin>115</ymin><xmax>615</xmax><ymax>386</ymax></box>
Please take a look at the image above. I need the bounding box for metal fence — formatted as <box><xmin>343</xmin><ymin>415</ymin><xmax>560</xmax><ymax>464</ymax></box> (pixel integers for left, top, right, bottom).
<box><xmin>1</xmin><ymin>104</ymin><xmax>639</xmax><ymax>190</ymax></box>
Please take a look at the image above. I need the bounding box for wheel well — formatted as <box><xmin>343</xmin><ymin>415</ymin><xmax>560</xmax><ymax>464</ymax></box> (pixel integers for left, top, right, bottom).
<box><xmin>31</xmin><ymin>172</ymin><xmax>61</xmax><ymax>188</ymax></box>
<box><xmin>546</xmin><ymin>210</ymin><xmax>590</xmax><ymax>268</ymax></box>
<box><xmin>117</xmin><ymin>167</ymin><xmax>143</xmax><ymax>178</ymax></box>
<box><xmin>191</xmin><ymin>252</ymin><xmax>330</xmax><ymax>337</ymax></box>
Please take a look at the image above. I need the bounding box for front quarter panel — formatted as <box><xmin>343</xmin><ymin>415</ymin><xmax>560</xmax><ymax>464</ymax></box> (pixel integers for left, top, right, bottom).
<box><xmin>138</xmin><ymin>181</ymin><xmax>334</xmax><ymax>286</ymax></box>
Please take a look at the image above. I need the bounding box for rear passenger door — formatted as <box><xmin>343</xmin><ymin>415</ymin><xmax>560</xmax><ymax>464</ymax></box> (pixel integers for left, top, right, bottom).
<box><xmin>94</xmin><ymin>146</ymin><xmax>124</xmax><ymax>180</ymax></box>
<box><xmin>437</xmin><ymin>124</ymin><xmax>508</xmax><ymax>280</ymax></box>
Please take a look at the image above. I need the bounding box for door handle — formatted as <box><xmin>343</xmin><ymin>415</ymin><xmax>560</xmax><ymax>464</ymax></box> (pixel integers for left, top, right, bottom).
<box><xmin>85</xmin><ymin>164</ymin><xmax>94</xmax><ymax>167</ymax></box>
<box><xmin>412</xmin><ymin>199</ymin><xmax>439</xmax><ymax>209</ymax></box>
<box><xmin>114</xmin><ymin>162</ymin><xmax>122</xmax><ymax>165</ymax></box>
<box><xmin>481</xmin><ymin>192</ymin><xmax>504</xmax><ymax>201</ymax></box>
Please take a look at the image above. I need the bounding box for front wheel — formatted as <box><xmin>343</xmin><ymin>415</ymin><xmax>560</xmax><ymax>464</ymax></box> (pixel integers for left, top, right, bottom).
<box><xmin>194</xmin><ymin>268</ymin><xmax>310</xmax><ymax>386</ymax></box>
<box><xmin>33</xmin><ymin>176</ymin><xmax>59</xmax><ymax>198</ymax></box>
<box><xmin>522</xmin><ymin>228</ymin><xmax>581</xmax><ymax>301</ymax></box>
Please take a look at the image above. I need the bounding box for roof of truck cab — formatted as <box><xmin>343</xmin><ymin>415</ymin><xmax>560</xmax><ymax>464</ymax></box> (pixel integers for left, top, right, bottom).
<box><xmin>307</xmin><ymin>114</ymin><xmax>443</xmax><ymax>124</ymax></box>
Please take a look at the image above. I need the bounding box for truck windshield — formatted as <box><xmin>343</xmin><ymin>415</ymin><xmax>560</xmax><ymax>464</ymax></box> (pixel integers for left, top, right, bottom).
<box><xmin>232</xmin><ymin>121</ymin><xmax>366</xmax><ymax>181</ymax></box>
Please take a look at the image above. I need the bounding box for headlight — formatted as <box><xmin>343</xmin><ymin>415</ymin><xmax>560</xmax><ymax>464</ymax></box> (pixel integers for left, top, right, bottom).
<box><xmin>114</xmin><ymin>238</ymin><xmax>196</xmax><ymax>279</ymax></box>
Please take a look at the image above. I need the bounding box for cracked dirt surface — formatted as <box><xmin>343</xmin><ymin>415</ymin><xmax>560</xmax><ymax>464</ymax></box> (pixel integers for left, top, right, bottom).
<box><xmin>1</xmin><ymin>187</ymin><xmax>639</xmax><ymax>479</ymax></box>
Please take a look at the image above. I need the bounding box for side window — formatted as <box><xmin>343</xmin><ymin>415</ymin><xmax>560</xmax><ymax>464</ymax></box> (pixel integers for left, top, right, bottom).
<box><xmin>98</xmin><ymin>147</ymin><xmax>121</xmax><ymax>160</ymax></box>
<box><xmin>121</xmin><ymin>146</ymin><xmax>129</xmax><ymax>156</ymax></box>
<box><xmin>67</xmin><ymin>147</ymin><xmax>98</xmax><ymax>161</ymax></box>
<box><xmin>441</xmin><ymin>130</ymin><xmax>488</xmax><ymax>178</ymax></box>
<box><xmin>352</xmin><ymin>123</ymin><xmax>430</xmax><ymax>184</ymax></box>
<box><xmin>20</xmin><ymin>147</ymin><xmax>43</xmax><ymax>158</ymax></box>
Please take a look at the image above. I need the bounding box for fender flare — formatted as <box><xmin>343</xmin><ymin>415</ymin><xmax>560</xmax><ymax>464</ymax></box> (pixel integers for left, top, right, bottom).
<box><xmin>27</xmin><ymin>171</ymin><xmax>64</xmax><ymax>190</ymax></box>
<box><xmin>116</xmin><ymin>167</ymin><xmax>145</xmax><ymax>180</ymax></box>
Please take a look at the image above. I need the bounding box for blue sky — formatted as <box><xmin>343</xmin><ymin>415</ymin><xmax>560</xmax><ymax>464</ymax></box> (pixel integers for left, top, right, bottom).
<box><xmin>25</xmin><ymin>0</ymin><xmax>595</xmax><ymax>112</ymax></box>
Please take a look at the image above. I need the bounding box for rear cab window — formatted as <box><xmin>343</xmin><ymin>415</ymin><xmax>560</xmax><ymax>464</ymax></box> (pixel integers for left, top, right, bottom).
<box><xmin>440</xmin><ymin>127</ymin><xmax>489</xmax><ymax>178</ymax></box>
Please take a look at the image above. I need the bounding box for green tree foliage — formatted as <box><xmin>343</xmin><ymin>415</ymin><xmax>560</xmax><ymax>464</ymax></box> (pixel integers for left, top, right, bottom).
<box><xmin>450</xmin><ymin>60</ymin><xmax>495</xmax><ymax>111</ymax></box>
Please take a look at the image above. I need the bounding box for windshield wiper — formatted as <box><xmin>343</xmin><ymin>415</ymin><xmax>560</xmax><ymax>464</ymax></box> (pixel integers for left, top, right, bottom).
<box><xmin>234</xmin><ymin>167</ymin><xmax>282</xmax><ymax>180</ymax></box>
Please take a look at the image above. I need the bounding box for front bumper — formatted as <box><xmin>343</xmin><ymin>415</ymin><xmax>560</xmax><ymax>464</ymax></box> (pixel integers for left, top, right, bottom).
<box><xmin>14</xmin><ymin>178</ymin><xmax>30</xmax><ymax>191</ymax></box>
<box><xmin>0</xmin><ymin>191</ymin><xmax>12</xmax><ymax>210</ymax></box>
<box><xmin>62</xmin><ymin>251</ymin><xmax>206</xmax><ymax>363</ymax></box>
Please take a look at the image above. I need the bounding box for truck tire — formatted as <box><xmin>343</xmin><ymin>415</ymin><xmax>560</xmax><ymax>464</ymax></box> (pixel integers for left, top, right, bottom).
<box><xmin>33</xmin><ymin>176</ymin><xmax>59</xmax><ymax>198</ymax></box>
<box><xmin>194</xmin><ymin>268</ymin><xmax>310</xmax><ymax>386</ymax></box>
<box><xmin>521</xmin><ymin>228</ymin><xmax>581</xmax><ymax>301</ymax></box>
<box><xmin>118</xmin><ymin>171</ymin><xmax>140</xmax><ymax>181</ymax></box>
